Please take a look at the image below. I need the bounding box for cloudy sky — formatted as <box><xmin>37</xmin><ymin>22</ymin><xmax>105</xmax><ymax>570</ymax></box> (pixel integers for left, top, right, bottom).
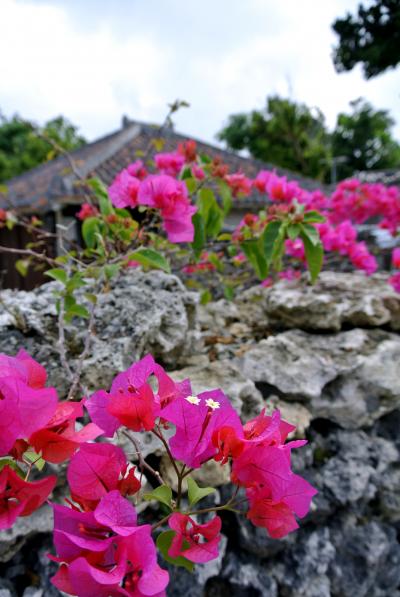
<box><xmin>1</xmin><ymin>0</ymin><xmax>399</xmax><ymax>144</ymax></box>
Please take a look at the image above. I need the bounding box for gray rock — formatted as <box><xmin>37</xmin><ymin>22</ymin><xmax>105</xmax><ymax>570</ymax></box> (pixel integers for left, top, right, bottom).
<box><xmin>241</xmin><ymin>329</ymin><xmax>400</xmax><ymax>428</ymax></box>
<box><xmin>0</xmin><ymin>270</ymin><xmax>199</xmax><ymax>396</ymax></box>
<box><xmin>165</xmin><ymin>535</ymin><xmax>227</xmax><ymax>597</ymax></box>
<box><xmin>0</xmin><ymin>506</ymin><xmax>53</xmax><ymax>563</ymax></box>
<box><xmin>170</xmin><ymin>359</ymin><xmax>264</xmax><ymax>420</ymax></box>
<box><xmin>330</xmin><ymin>521</ymin><xmax>400</xmax><ymax>597</ymax></box>
<box><xmin>269</xmin><ymin>527</ymin><xmax>335</xmax><ymax>597</ymax></box>
<box><xmin>222</xmin><ymin>552</ymin><xmax>278</xmax><ymax>597</ymax></box>
<box><xmin>240</xmin><ymin>329</ymin><xmax>368</xmax><ymax>401</ymax></box>
<box><xmin>244</xmin><ymin>271</ymin><xmax>400</xmax><ymax>332</ymax></box>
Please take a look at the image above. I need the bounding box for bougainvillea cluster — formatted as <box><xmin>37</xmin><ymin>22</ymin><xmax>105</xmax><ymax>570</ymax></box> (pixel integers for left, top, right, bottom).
<box><xmin>0</xmin><ymin>350</ymin><xmax>316</xmax><ymax>596</ymax></box>
<box><xmin>103</xmin><ymin>142</ymin><xmax>399</xmax><ymax>293</ymax></box>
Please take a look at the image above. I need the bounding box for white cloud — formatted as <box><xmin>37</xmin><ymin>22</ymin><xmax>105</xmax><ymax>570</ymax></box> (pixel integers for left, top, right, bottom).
<box><xmin>0</xmin><ymin>0</ymin><xmax>399</xmax><ymax>145</ymax></box>
<box><xmin>0</xmin><ymin>0</ymin><xmax>170</xmax><ymax>137</ymax></box>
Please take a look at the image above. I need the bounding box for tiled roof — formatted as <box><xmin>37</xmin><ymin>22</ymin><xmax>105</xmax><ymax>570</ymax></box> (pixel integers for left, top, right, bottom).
<box><xmin>1</xmin><ymin>118</ymin><xmax>326</xmax><ymax>213</ymax></box>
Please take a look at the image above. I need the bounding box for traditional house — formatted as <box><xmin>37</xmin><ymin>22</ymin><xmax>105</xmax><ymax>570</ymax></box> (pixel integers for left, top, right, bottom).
<box><xmin>0</xmin><ymin>117</ymin><xmax>324</xmax><ymax>289</ymax></box>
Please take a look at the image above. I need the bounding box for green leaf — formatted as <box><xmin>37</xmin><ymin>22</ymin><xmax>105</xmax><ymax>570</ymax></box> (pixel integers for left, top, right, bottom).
<box><xmin>199</xmin><ymin>153</ymin><xmax>212</xmax><ymax>164</ymax></box>
<box><xmin>191</xmin><ymin>212</ymin><xmax>206</xmax><ymax>258</ymax></box>
<box><xmin>287</xmin><ymin>224</ymin><xmax>301</xmax><ymax>240</ymax></box>
<box><xmin>143</xmin><ymin>485</ymin><xmax>173</xmax><ymax>509</ymax></box>
<box><xmin>200</xmin><ymin>289</ymin><xmax>212</xmax><ymax>305</ymax></box>
<box><xmin>217</xmin><ymin>233</ymin><xmax>232</xmax><ymax>241</ymax></box>
<box><xmin>65</xmin><ymin>303</ymin><xmax>90</xmax><ymax>320</ymax></box>
<box><xmin>156</xmin><ymin>530</ymin><xmax>195</xmax><ymax>572</ymax></box>
<box><xmin>300</xmin><ymin>232</ymin><xmax>323</xmax><ymax>284</ymax></box>
<box><xmin>65</xmin><ymin>273</ymin><xmax>87</xmax><ymax>293</ymax></box>
<box><xmin>223</xmin><ymin>285</ymin><xmax>235</xmax><ymax>301</ymax></box>
<box><xmin>181</xmin><ymin>167</ymin><xmax>193</xmax><ymax>180</ymax></box>
<box><xmin>104</xmin><ymin>264</ymin><xmax>120</xmax><ymax>280</ymax></box>
<box><xmin>261</xmin><ymin>221</ymin><xmax>282</xmax><ymax>266</ymax></box>
<box><xmin>240</xmin><ymin>239</ymin><xmax>267</xmax><ymax>279</ymax></box>
<box><xmin>300</xmin><ymin>223</ymin><xmax>320</xmax><ymax>246</ymax></box>
<box><xmin>86</xmin><ymin>178</ymin><xmax>113</xmax><ymax>216</ymax></box>
<box><xmin>128</xmin><ymin>248</ymin><xmax>171</xmax><ymax>273</ymax></box>
<box><xmin>45</xmin><ymin>268</ymin><xmax>67</xmax><ymax>284</ymax></box>
<box><xmin>24</xmin><ymin>450</ymin><xmax>46</xmax><ymax>471</ymax></box>
<box><xmin>185</xmin><ymin>178</ymin><xmax>197</xmax><ymax>194</ymax></box>
<box><xmin>207</xmin><ymin>253</ymin><xmax>223</xmax><ymax>272</ymax></box>
<box><xmin>0</xmin><ymin>457</ymin><xmax>24</xmax><ymax>475</ymax></box>
<box><xmin>187</xmin><ymin>477</ymin><xmax>216</xmax><ymax>506</ymax></box>
<box><xmin>84</xmin><ymin>293</ymin><xmax>98</xmax><ymax>305</ymax></box>
<box><xmin>82</xmin><ymin>217</ymin><xmax>101</xmax><ymax>249</ymax></box>
<box><xmin>303</xmin><ymin>210</ymin><xmax>326</xmax><ymax>224</ymax></box>
<box><xmin>218</xmin><ymin>180</ymin><xmax>233</xmax><ymax>216</ymax></box>
<box><xmin>197</xmin><ymin>188</ymin><xmax>223</xmax><ymax>238</ymax></box>
<box><xmin>15</xmin><ymin>259</ymin><xmax>29</xmax><ymax>277</ymax></box>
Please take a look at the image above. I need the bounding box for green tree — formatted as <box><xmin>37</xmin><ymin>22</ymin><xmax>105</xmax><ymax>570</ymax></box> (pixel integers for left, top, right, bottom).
<box><xmin>332</xmin><ymin>0</ymin><xmax>400</xmax><ymax>79</ymax></box>
<box><xmin>217</xmin><ymin>96</ymin><xmax>331</xmax><ymax>180</ymax></box>
<box><xmin>0</xmin><ymin>114</ymin><xmax>86</xmax><ymax>183</ymax></box>
<box><xmin>332</xmin><ymin>98</ymin><xmax>400</xmax><ymax>180</ymax></box>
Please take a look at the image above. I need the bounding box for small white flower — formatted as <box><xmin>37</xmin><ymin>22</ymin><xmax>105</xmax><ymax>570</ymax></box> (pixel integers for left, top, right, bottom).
<box><xmin>205</xmin><ymin>398</ymin><xmax>220</xmax><ymax>410</ymax></box>
<box><xmin>185</xmin><ymin>395</ymin><xmax>201</xmax><ymax>405</ymax></box>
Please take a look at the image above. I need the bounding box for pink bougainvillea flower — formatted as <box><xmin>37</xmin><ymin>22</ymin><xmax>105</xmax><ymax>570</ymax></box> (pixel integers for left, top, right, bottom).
<box><xmin>232</xmin><ymin>444</ymin><xmax>293</xmax><ymax>499</ymax></box>
<box><xmin>109</xmin><ymin>168</ymin><xmax>141</xmax><ymax>209</ymax></box>
<box><xmin>51</xmin><ymin>521</ymin><xmax>169</xmax><ymax>597</ymax></box>
<box><xmin>160</xmin><ymin>389</ymin><xmax>242</xmax><ymax>468</ymax></box>
<box><xmin>67</xmin><ymin>443</ymin><xmax>139</xmax><ymax>507</ymax></box>
<box><xmin>52</xmin><ymin>543</ymin><xmax>127</xmax><ymax>597</ymax></box>
<box><xmin>213</xmin><ymin>409</ymin><xmax>293</xmax><ymax>466</ymax></box>
<box><xmin>266</xmin><ymin>173</ymin><xmax>303</xmax><ymax>202</ymax></box>
<box><xmin>212</xmin><ymin>426</ymin><xmax>245</xmax><ymax>465</ymax></box>
<box><xmin>389</xmin><ymin>272</ymin><xmax>400</xmax><ymax>293</ymax></box>
<box><xmin>153</xmin><ymin>363</ymin><xmax>191</xmax><ymax>409</ymax></box>
<box><xmin>0</xmin><ymin>376</ymin><xmax>57</xmax><ymax>456</ymax></box>
<box><xmin>225</xmin><ymin>173</ymin><xmax>252</xmax><ymax>197</ymax></box>
<box><xmin>177</xmin><ymin>140</ymin><xmax>197</xmax><ymax>163</ymax></box>
<box><xmin>279</xmin><ymin>268</ymin><xmax>301</xmax><ymax>281</ymax></box>
<box><xmin>246</xmin><ymin>493</ymin><xmax>299</xmax><ymax>538</ymax></box>
<box><xmin>118</xmin><ymin>524</ymin><xmax>169</xmax><ymax>596</ymax></box>
<box><xmin>168</xmin><ymin>513</ymin><xmax>222</xmax><ymax>563</ymax></box>
<box><xmin>29</xmin><ymin>401</ymin><xmax>102</xmax><ymax>464</ymax></box>
<box><xmin>138</xmin><ymin>175</ymin><xmax>196</xmax><ymax>243</ymax></box>
<box><xmin>192</xmin><ymin>164</ymin><xmax>205</xmax><ymax>180</ymax></box>
<box><xmin>392</xmin><ymin>248</ymin><xmax>400</xmax><ymax>269</ymax></box>
<box><xmin>253</xmin><ymin>170</ymin><xmax>270</xmax><ymax>193</ymax></box>
<box><xmin>77</xmin><ymin>203</ymin><xmax>99</xmax><ymax>221</ymax></box>
<box><xmin>246</xmin><ymin>474</ymin><xmax>317</xmax><ymax>538</ymax></box>
<box><xmin>0</xmin><ymin>465</ymin><xmax>56</xmax><ymax>530</ymax></box>
<box><xmin>348</xmin><ymin>242</ymin><xmax>377</xmax><ymax>275</ymax></box>
<box><xmin>154</xmin><ymin>151</ymin><xmax>185</xmax><ymax>176</ymax></box>
<box><xmin>0</xmin><ymin>349</ymin><xmax>47</xmax><ymax>389</ymax></box>
<box><xmin>86</xmin><ymin>355</ymin><xmax>188</xmax><ymax>436</ymax></box>
<box><xmin>243</xmin><ymin>409</ymin><xmax>295</xmax><ymax>445</ymax></box>
<box><xmin>108</xmin><ymin>383</ymin><xmax>158</xmax><ymax>432</ymax></box>
<box><xmin>126</xmin><ymin>159</ymin><xmax>148</xmax><ymax>180</ymax></box>
<box><xmin>52</xmin><ymin>490</ymin><xmax>138</xmax><ymax>563</ymax></box>
<box><xmin>86</xmin><ymin>355</ymin><xmax>156</xmax><ymax>437</ymax></box>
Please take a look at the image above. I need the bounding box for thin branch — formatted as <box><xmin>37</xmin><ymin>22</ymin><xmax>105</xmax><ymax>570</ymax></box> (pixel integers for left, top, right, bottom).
<box><xmin>122</xmin><ymin>430</ymin><xmax>165</xmax><ymax>486</ymax></box>
<box><xmin>0</xmin><ymin>245</ymin><xmax>59</xmax><ymax>267</ymax></box>
<box><xmin>152</xmin><ymin>427</ymin><xmax>180</xmax><ymax>479</ymax></box>
<box><xmin>57</xmin><ymin>296</ymin><xmax>74</xmax><ymax>383</ymax></box>
<box><xmin>66</xmin><ymin>300</ymin><xmax>96</xmax><ymax>400</ymax></box>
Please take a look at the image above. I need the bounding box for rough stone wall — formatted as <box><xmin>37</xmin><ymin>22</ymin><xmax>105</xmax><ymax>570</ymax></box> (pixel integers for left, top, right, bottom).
<box><xmin>0</xmin><ymin>271</ymin><xmax>399</xmax><ymax>597</ymax></box>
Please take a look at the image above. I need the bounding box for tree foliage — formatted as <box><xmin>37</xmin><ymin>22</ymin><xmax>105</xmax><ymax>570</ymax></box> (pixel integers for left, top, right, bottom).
<box><xmin>0</xmin><ymin>114</ymin><xmax>86</xmax><ymax>183</ymax></box>
<box><xmin>332</xmin><ymin>0</ymin><xmax>400</xmax><ymax>79</ymax></box>
<box><xmin>218</xmin><ymin>95</ymin><xmax>400</xmax><ymax>181</ymax></box>
<box><xmin>217</xmin><ymin>96</ymin><xmax>331</xmax><ymax>180</ymax></box>
<box><xmin>332</xmin><ymin>98</ymin><xmax>400</xmax><ymax>180</ymax></box>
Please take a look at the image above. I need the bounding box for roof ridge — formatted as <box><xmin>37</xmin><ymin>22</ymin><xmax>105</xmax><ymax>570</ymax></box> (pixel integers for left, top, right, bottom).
<box><xmin>62</xmin><ymin>123</ymin><xmax>141</xmax><ymax>193</ymax></box>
